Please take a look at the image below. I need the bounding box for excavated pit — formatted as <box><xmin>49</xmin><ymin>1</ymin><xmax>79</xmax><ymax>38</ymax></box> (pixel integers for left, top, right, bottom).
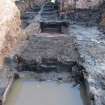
<box><xmin>2</xmin><ymin>34</ymin><xmax>90</xmax><ymax>105</ymax></box>
<box><xmin>1</xmin><ymin>0</ymin><xmax>105</xmax><ymax>105</ymax></box>
<box><xmin>2</xmin><ymin>1</ymin><xmax>101</xmax><ymax>105</ymax></box>
<box><xmin>4</xmin><ymin>56</ymin><xmax>89</xmax><ymax>105</ymax></box>
<box><xmin>5</xmin><ymin>78</ymin><xmax>88</xmax><ymax>105</ymax></box>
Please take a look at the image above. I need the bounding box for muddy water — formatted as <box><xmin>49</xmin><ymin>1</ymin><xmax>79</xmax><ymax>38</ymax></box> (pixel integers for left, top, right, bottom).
<box><xmin>5</xmin><ymin>79</ymin><xmax>84</xmax><ymax>105</ymax></box>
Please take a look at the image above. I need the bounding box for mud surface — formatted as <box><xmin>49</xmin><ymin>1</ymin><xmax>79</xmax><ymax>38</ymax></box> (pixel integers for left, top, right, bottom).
<box><xmin>11</xmin><ymin>34</ymin><xmax>80</xmax><ymax>62</ymax></box>
<box><xmin>69</xmin><ymin>25</ymin><xmax>105</xmax><ymax>105</ymax></box>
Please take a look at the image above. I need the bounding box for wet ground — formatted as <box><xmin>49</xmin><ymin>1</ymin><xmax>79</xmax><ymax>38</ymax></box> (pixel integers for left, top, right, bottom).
<box><xmin>11</xmin><ymin>34</ymin><xmax>79</xmax><ymax>63</ymax></box>
<box><xmin>1</xmin><ymin>2</ymin><xmax>105</xmax><ymax>105</ymax></box>
<box><xmin>69</xmin><ymin>25</ymin><xmax>105</xmax><ymax>105</ymax></box>
<box><xmin>3</xmin><ymin>24</ymin><xmax>104</xmax><ymax>105</ymax></box>
<box><xmin>5</xmin><ymin>79</ymin><xmax>84</xmax><ymax>105</ymax></box>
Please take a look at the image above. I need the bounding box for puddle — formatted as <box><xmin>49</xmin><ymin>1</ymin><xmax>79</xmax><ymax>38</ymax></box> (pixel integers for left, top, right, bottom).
<box><xmin>5</xmin><ymin>79</ymin><xmax>84</xmax><ymax>105</ymax></box>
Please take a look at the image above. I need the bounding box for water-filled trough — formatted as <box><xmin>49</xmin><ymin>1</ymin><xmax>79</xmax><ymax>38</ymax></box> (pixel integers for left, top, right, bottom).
<box><xmin>5</xmin><ymin>79</ymin><xmax>86</xmax><ymax>105</ymax></box>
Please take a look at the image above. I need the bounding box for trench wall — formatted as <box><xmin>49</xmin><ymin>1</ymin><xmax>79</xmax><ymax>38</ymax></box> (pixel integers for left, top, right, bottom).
<box><xmin>0</xmin><ymin>0</ymin><xmax>22</xmax><ymax>65</ymax></box>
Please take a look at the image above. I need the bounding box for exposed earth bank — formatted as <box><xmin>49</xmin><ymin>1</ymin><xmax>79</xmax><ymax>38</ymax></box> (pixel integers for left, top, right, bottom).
<box><xmin>0</xmin><ymin>0</ymin><xmax>22</xmax><ymax>65</ymax></box>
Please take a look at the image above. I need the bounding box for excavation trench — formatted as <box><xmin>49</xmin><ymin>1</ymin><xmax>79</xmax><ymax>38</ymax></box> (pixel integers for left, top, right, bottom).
<box><xmin>2</xmin><ymin>1</ymin><xmax>92</xmax><ymax>105</ymax></box>
<box><xmin>2</xmin><ymin>26</ymin><xmax>90</xmax><ymax>105</ymax></box>
<box><xmin>4</xmin><ymin>59</ymin><xmax>89</xmax><ymax>105</ymax></box>
<box><xmin>3</xmin><ymin>56</ymin><xmax>89</xmax><ymax>105</ymax></box>
<box><xmin>5</xmin><ymin>78</ymin><xmax>88</xmax><ymax>105</ymax></box>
